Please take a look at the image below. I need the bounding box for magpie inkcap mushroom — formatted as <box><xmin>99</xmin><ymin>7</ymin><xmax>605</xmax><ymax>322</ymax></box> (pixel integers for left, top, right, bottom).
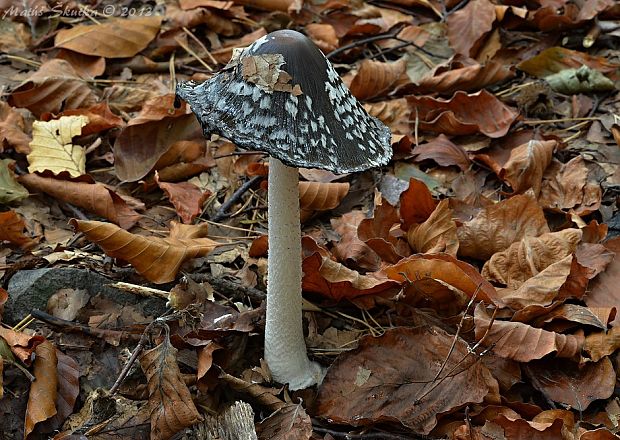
<box><xmin>176</xmin><ymin>29</ymin><xmax>392</xmax><ymax>390</ymax></box>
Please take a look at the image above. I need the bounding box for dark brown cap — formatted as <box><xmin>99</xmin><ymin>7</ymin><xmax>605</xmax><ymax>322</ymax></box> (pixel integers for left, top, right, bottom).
<box><xmin>176</xmin><ymin>29</ymin><xmax>392</xmax><ymax>173</ymax></box>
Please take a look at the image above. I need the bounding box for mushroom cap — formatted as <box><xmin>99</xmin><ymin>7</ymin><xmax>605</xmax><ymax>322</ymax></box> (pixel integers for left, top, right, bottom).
<box><xmin>176</xmin><ymin>29</ymin><xmax>392</xmax><ymax>173</ymax></box>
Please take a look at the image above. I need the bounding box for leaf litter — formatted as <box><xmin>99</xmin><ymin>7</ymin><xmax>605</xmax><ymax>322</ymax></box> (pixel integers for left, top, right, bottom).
<box><xmin>0</xmin><ymin>1</ymin><xmax>619</xmax><ymax>439</ymax></box>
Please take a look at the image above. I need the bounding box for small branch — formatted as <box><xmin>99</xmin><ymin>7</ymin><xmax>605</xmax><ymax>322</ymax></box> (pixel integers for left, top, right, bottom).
<box><xmin>326</xmin><ymin>26</ymin><xmax>405</xmax><ymax>59</ymax></box>
<box><xmin>189</xmin><ymin>273</ymin><xmax>266</xmax><ymax>303</ymax></box>
<box><xmin>211</xmin><ymin>176</ymin><xmax>264</xmax><ymax>222</ymax></box>
<box><xmin>30</xmin><ymin>309</ymin><xmax>136</xmax><ymax>342</ymax></box>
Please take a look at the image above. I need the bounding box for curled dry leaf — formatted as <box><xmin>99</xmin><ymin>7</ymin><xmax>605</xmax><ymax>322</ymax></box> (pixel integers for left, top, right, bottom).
<box><xmin>139</xmin><ymin>335</ymin><xmax>202</xmax><ymax>439</ymax></box>
<box><xmin>8</xmin><ymin>59</ymin><xmax>98</xmax><ymax>117</ymax></box>
<box><xmin>585</xmin><ymin>237</ymin><xmax>620</xmax><ymax>325</ymax></box>
<box><xmin>331</xmin><ymin>211</ymin><xmax>381</xmax><ymax>272</ymax></box>
<box><xmin>399</xmin><ymin>177</ymin><xmax>437</xmax><ymax>230</ymax></box>
<box><xmin>384</xmin><ymin>253</ymin><xmax>499</xmax><ymax>304</ymax></box>
<box><xmin>314</xmin><ymin>327</ymin><xmax>497</xmax><ymax>435</ymax></box>
<box><xmin>583</xmin><ymin>326</ymin><xmax>620</xmax><ymax>362</ymax></box>
<box><xmin>349</xmin><ymin>58</ymin><xmax>407</xmax><ymax>101</ymax></box>
<box><xmin>256</xmin><ymin>403</ymin><xmax>312</xmax><ymax>440</ymax></box>
<box><xmin>0</xmin><ymin>210</ymin><xmax>37</xmax><ymax>249</ymax></box>
<box><xmin>446</xmin><ymin>0</ymin><xmax>496</xmax><ymax>57</ymax></box>
<box><xmin>499</xmin><ymin>140</ymin><xmax>556</xmax><ymax>196</ymax></box>
<box><xmin>458</xmin><ymin>195</ymin><xmax>550</xmax><ymax>261</ymax></box>
<box><xmin>156</xmin><ymin>174</ymin><xmax>210</xmax><ymax>224</ymax></box>
<box><xmin>411</xmin><ymin>134</ymin><xmax>471</xmax><ymax>171</ymax></box>
<box><xmin>70</xmin><ymin>219</ymin><xmax>219</xmax><ymax>283</ymax></box>
<box><xmin>364</xmin><ymin>98</ymin><xmax>411</xmax><ymax>135</ymax></box>
<box><xmin>305</xmin><ymin>23</ymin><xmax>339</xmax><ymax>53</ymax></box>
<box><xmin>42</xmin><ymin>102</ymin><xmax>124</xmax><ymax>136</ymax></box>
<box><xmin>0</xmin><ymin>326</ymin><xmax>45</xmax><ymax>365</ymax></box>
<box><xmin>55</xmin><ymin>16</ymin><xmax>162</xmax><ymax>58</ymax></box>
<box><xmin>474</xmin><ymin>303</ymin><xmax>584</xmax><ymax>362</ymax></box>
<box><xmin>114</xmin><ymin>95</ymin><xmax>203</xmax><ymax>182</ymax></box>
<box><xmin>299</xmin><ymin>181</ymin><xmax>350</xmax><ymax>211</ymax></box>
<box><xmin>54</xmin><ymin>49</ymin><xmax>106</xmax><ymax>78</ymax></box>
<box><xmin>0</xmin><ymin>101</ymin><xmax>31</xmax><ymax>153</ymax></box>
<box><xmin>524</xmin><ymin>358</ymin><xmax>615</xmax><ymax>410</ymax></box>
<box><xmin>482</xmin><ymin>229</ymin><xmax>583</xmax><ymax>288</ymax></box>
<box><xmin>417</xmin><ymin>59</ymin><xmax>514</xmax><ymax>94</ymax></box>
<box><xmin>358</xmin><ymin>201</ymin><xmax>410</xmax><ymax>264</ymax></box>
<box><xmin>24</xmin><ymin>341</ymin><xmax>58</xmax><ymax>438</ymax></box>
<box><xmin>0</xmin><ymin>159</ymin><xmax>29</xmax><ymax>204</ymax></box>
<box><xmin>406</xmin><ymin>90</ymin><xmax>518</xmax><ymax>138</ymax></box>
<box><xmin>20</xmin><ymin>173</ymin><xmax>141</xmax><ymax>230</ymax></box>
<box><xmin>407</xmin><ymin>199</ymin><xmax>459</xmax><ymax>256</ymax></box>
<box><xmin>27</xmin><ymin>116</ymin><xmax>88</xmax><ymax>177</ymax></box>
<box><xmin>38</xmin><ymin>350</ymin><xmax>80</xmax><ymax>433</ymax></box>
<box><xmin>302</xmin><ymin>252</ymin><xmax>399</xmax><ymax>301</ymax></box>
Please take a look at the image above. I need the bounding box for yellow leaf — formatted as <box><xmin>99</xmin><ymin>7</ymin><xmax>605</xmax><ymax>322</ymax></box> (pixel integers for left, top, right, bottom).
<box><xmin>28</xmin><ymin>115</ymin><xmax>89</xmax><ymax>177</ymax></box>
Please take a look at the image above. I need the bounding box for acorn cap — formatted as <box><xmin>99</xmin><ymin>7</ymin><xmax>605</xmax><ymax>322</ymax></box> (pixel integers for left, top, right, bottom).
<box><xmin>176</xmin><ymin>29</ymin><xmax>392</xmax><ymax>174</ymax></box>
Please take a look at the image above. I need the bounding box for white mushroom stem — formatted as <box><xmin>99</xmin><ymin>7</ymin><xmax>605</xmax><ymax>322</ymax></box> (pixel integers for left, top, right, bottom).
<box><xmin>265</xmin><ymin>157</ymin><xmax>323</xmax><ymax>390</ymax></box>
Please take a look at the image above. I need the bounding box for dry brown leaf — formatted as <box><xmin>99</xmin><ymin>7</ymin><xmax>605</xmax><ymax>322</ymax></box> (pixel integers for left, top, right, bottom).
<box><xmin>411</xmin><ymin>134</ymin><xmax>471</xmax><ymax>171</ymax></box>
<box><xmin>482</xmin><ymin>229</ymin><xmax>583</xmax><ymax>288</ymax></box>
<box><xmin>305</xmin><ymin>23</ymin><xmax>339</xmax><ymax>53</ymax></box>
<box><xmin>524</xmin><ymin>358</ymin><xmax>615</xmax><ymax>410</ymax></box>
<box><xmin>0</xmin><ymin>326</ymin><xmax>45</xmax><ymax>365</ymax></box>
<box><xmin>24</xmin><ymin>341</ymin><xmax>58</xmax><ymax>438</ymax></box>
<box><xmin>399</xmin><ymin>177</ymin><xmax>437</xmax><ymax>230</ymax></box>
<box><xmin>54</xmin><ymin>49</ymin><xmax>106</xmax><ymax>78</ymax></box>
<box><xmin>499</xmin><ymin>140</ymin><xmax>556</xmax><ymax>196</ymax></box>
<box><xmin>41</xmin><ymin>102</ymin><xmax>124</xmax><ymax>136</ymax></box>
<box><xmin>299</xmin><ymin>181</ymin><xmax>350</xmax><ymax>211</ymax></box>
<box><xmin>114</xmin><ymin>95</ymin><xmax>203</xmax><ymax>182</ymax></box>
<box><xmin>358</xmin><ymin>200</ymin><xmax>410</xmax><ymax>264</ymax></box>
<box><xmin>0</xmin><ymin>210</ymin><xmax>37</xmax><ymax>249</ymax></box>
<box><xmin>447</xmin><ymin>0</ymin><xmax>496</xmax><ymax>57</ymax></box>
<box><xmin>518</xmin><ymin>47</ymin><xmax>619</xmax><ymax>79</ymax></box>
<box><xmin>156</xmin><ymin>175</ymin><xmax>209</xmax><ymax>224</ymax></box>
<box><xmin>406</xmin><ymin>90</ymin><xmax>518</xmax><ymax>137</ymax></box>
<box><xmin>417</xmin><ymin>58</ymin><xmax>514</xmax><ymax>94</ymax></box>
<box><xmin>256</xmin><ymin>403</ymin><xmax>312</xmax><ymax>440</ymax></box>
<box><xmin>407</xmin><ymin>199</ymin><xmax>459</xmax><ymax>256</ymax></box>
<box><xmin>583</xmin><ymin>326</ymin><xmax>620</xmax><ymax>362</ymax></box>
<box><xmin>20</xmin><ymin>173</ymin><xmax>141</xmax><ymax>230</ymax></box>
<box><xmin>0</xmin><ymin>101</ymin><xmax>31</xmax><ymax>153</ymax></box>
<box><xmin>474</xmin><ymin>303</ymin><xmax>584</xmax><ymax>362</ymax></box>
<box><xmin>585</xmin><ymin>237</ymin><xmax>620</xmax><ymax>326</ymax></box>
<box><xmin>27</xmin><ymin>116</ymin><xmax>88</xmax><ymax>177</ymax></box>
<box><xmin>384</xmin><ymin>253</ymin><xmax>499</xmax><ymax>304</ymax></box>
<box><xmin>349</xmin><ymin>58</ymin><xmax>407</xmax><ymax>101</ymax></box>
<box><xmin>302</xmin><ymin>252</ymin><xmax>399</xmax><ymax>301</ymax></box>
<box><xmin>314</xmin><ymin>326</ymin><xmax>497</xmax><ymax>435</ymax></box>
<box><xmin>458</xmin><ymin>195</ymin><xmax>550</xmax><ymax>261</ymax></box>
<box><xmin>364</xmin><ymin>98</ymin><xmax>412</xmax><ymax>135</ymax></box>
<box><xmin>70</xmin><ymin>219</ymin><xmax>219</xmax><ymax>283</ymax></box>
<box><xmin>331</xmin><ymin>211</ymin><xmax>381</xmax><ymax>272</ymax></box>
<box><xmin>140</xmin><ymin>335</ymin><xmax>202</xmax><ymax>439</ymax></box>
<box><xmin>8</xmin><ymin>59</ymin><xmax>98</xmax><ymax>117</ymax></box>
<box><xmin>55</xmin><ymin>16</ymin><xmax>162</xmax><ymax>58</ymax></box>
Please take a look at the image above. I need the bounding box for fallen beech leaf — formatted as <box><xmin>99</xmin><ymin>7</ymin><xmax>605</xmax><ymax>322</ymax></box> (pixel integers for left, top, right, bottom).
<box><xmin>256</xmin><ymin>403</ymin><xmax>312</xmax><ymax>440</ymax></box>
<box><xmin>499</xmin><ymin>140</ymin><xmax>556</xmax><ymax>196</ymax></box>
<box><xmin>482</xmin><ymin>229</ymin><xmax>583</xmax><ymax>288</ymax></box>
<box><xmin>70</xmin><ymin>219</ymin><xmax>219</xmax><ymax>283</ymax></box>
<box><xmin>384</xmin><ymin>253</ymin><xmax>499</xmax><ymax>304</ymax></box>
<box><xmin>458</xmin><ymin>195</ymin><xmax>550</xmax><ymax>260</ymax></box>
<box><xmin>41</xmin><ymin>102</ymin><xmax>124</xmax><ymax>136</ymax></box>
<box><xmin>38</xmin><ymin>350</ymin><xmax>80</xmax><ymax>433</ymax></box>
<box><xmin>0</xmin><ymin>101</ymin><xmax>31</xmax><ymax>153</ymax></box>
<box><xmin>399</xmin><ymin>178</ymin><xmax>437</xmax><ymax>230</ymax></box>
<box><xmin>299</xmin><ymin>181</ymin><xmax>350</xmax><ymax>211</ymax></box>
<box><xmin>474</xmin><ymin>303</ymin><xmax>583</xmax><ymax>362</ymax></box>
<box><xmin>27</xmin><ymin>116</ymin><xmax>88</xmax><ymax>177</ymax></box>
<box><xmin>494</xmin><ymin>255</ymin><xmax>573</xmax><ymax>309</ymax></box>
<box><xmin>583</xmin><ymin>326</ymin><xmax>620</xmax><ymax>362</ymax></box>
<box><xmin>302</xmin><ymin>252</ymin><xmax>398</xmax><ymax>301</ymax></box>
<box><xmin>411</xmin><ymin>134</ymin><xmax>471</xmax><ymax>171</ymax></box>
<box><xmin>580</xmin><ymin>428</ymin><xmax>620</xmax><ymax>440</ymax></box>
<box><xmin>305</xmin><ymin>23</ymin><xmax>338</xmax><ymax>53</ymax></box>
<box><xmin>531</xmin><ymin>304</ymin><xmax>607</xmax><ymax>330</ymax></box>
<box><xmin>539</xmin><ymin>156</ymin><xmax>602</xmax><ymax>216</ymax></box>
<box><xmin>487</xmin><ymin>414</ymin><xmax>564</xmax><ymax>439</ymax></box>
<box><xmin>417</xmin><ymin>58</ymin><xmax>514</xmax><ymax>94</ymax></box>
<box><xmin>0</xmin><ymin>159</ymin><xmax>29</xmax><ymax>204</ymax></box>
<box><xmin>447</xmin><ymin>0</ymin><xmax>496</xmax><ymax>57</ymax></box>
<box><xmin>19</xmin><ymin>173</ymin><xmax>141</xmax><ymax>230</ymax></box>
<box><xmin>365</xmin><ymin>98</ymin><xmax>411</xmax><ymax>135</ymax></box>
<box><xmin>156</xmin><ymin>175</ymin><xmax>209</xmax><ymax>224</ymax></box>
<box><xmin>24</xmin><ymin>341</ymin><xmax>58</xmax><ymax>438</ymax></box>
<box><xmin>8</xmin><ymin>59</ymin><xmax>98</xmax><ymax>117</ymax></box>
<box><xmin>314</xmin><ymin>327</ymin><xmax>497</xmax><ymax>435</ymax></box>
<box><xmin>524</xmin><ymin>358</ymin><xmax>615</xmax><ymax>410</ymax></box>
<box><xmin>358</xmin><ymin>201</ymin><xmax>410</xmax><ymax>264</ymax></box>
<box><xmin>407</xmin><ymin>200</ymin><xmax>459</xmax><ymax>256</ymax></box>
<box><xmin>54</xmin><ymin>49</ymin><xmax>106</xmax><ymax>78</ymax></box>
<box><xmin>140</xmin><ymin>335</ymin><xmax>202</xmax><ymax>439</ymax></box>
<box><xmin>349</xmin><ymin>58</ymin><xmax>407</xmax><ymax>101</ymax></box>
<box><xmin>55</xmin><ymin>16</ymin><xmax>162</xmax><ymax>58</ymax></box>
<box><xmin>114</xmin><ymin>95</ymin><xmax>203</xmax><ymax>182</ymax></box>
<box><xmin>331</xmin><ymin>211</ymin><xmax>381</xmax><ymax>272</ymax></box>
<box><xmin>0</xmin><ymin>326</ymin><xmax>45</xmax><ymax>365</ymax></box>
<box><xmin>585</xmin><ymin>238</ymin><xmax>620</xmax><ymax>325</ymax></box>
<box><xmin>518</xmin><ymin>47</ymin><xmax>619</xmax><ymax>79</ymax></box>
<box><xmin>0</xmin><ymin>210</ymin><xmax>36</xmax><ymax>249</ymax></box>
<box><xmin>406</xmin><ymin>90</ymin><xmax>518</xmax><ymax>137</ymax></box>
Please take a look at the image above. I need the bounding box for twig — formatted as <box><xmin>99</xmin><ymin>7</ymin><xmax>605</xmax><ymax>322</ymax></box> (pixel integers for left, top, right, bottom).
<box><xmin>326</xmin><ymin>26</ymin><xmax>405</xmax><ymax>59</ymax></box>
<box><xmin>30</xmin><ymin>309</ymin><xmax>136</xmax><ymax>342</ymax></box>
<box><xmin>211</xmin><ymin>176</ymin><xmax>264</xmax><ymax>222</ymax></box>
<box><xmin>188</xmin><ymin>273</ymin><xmax>266</xmax><ymax>303</ymax></box>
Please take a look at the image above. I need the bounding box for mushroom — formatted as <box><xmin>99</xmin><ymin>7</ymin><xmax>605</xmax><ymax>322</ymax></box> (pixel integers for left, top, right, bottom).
<box><xmin>176</xmin><ymin>29</ymin><xmax>392</xmax><ymax>390</ymax></box>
